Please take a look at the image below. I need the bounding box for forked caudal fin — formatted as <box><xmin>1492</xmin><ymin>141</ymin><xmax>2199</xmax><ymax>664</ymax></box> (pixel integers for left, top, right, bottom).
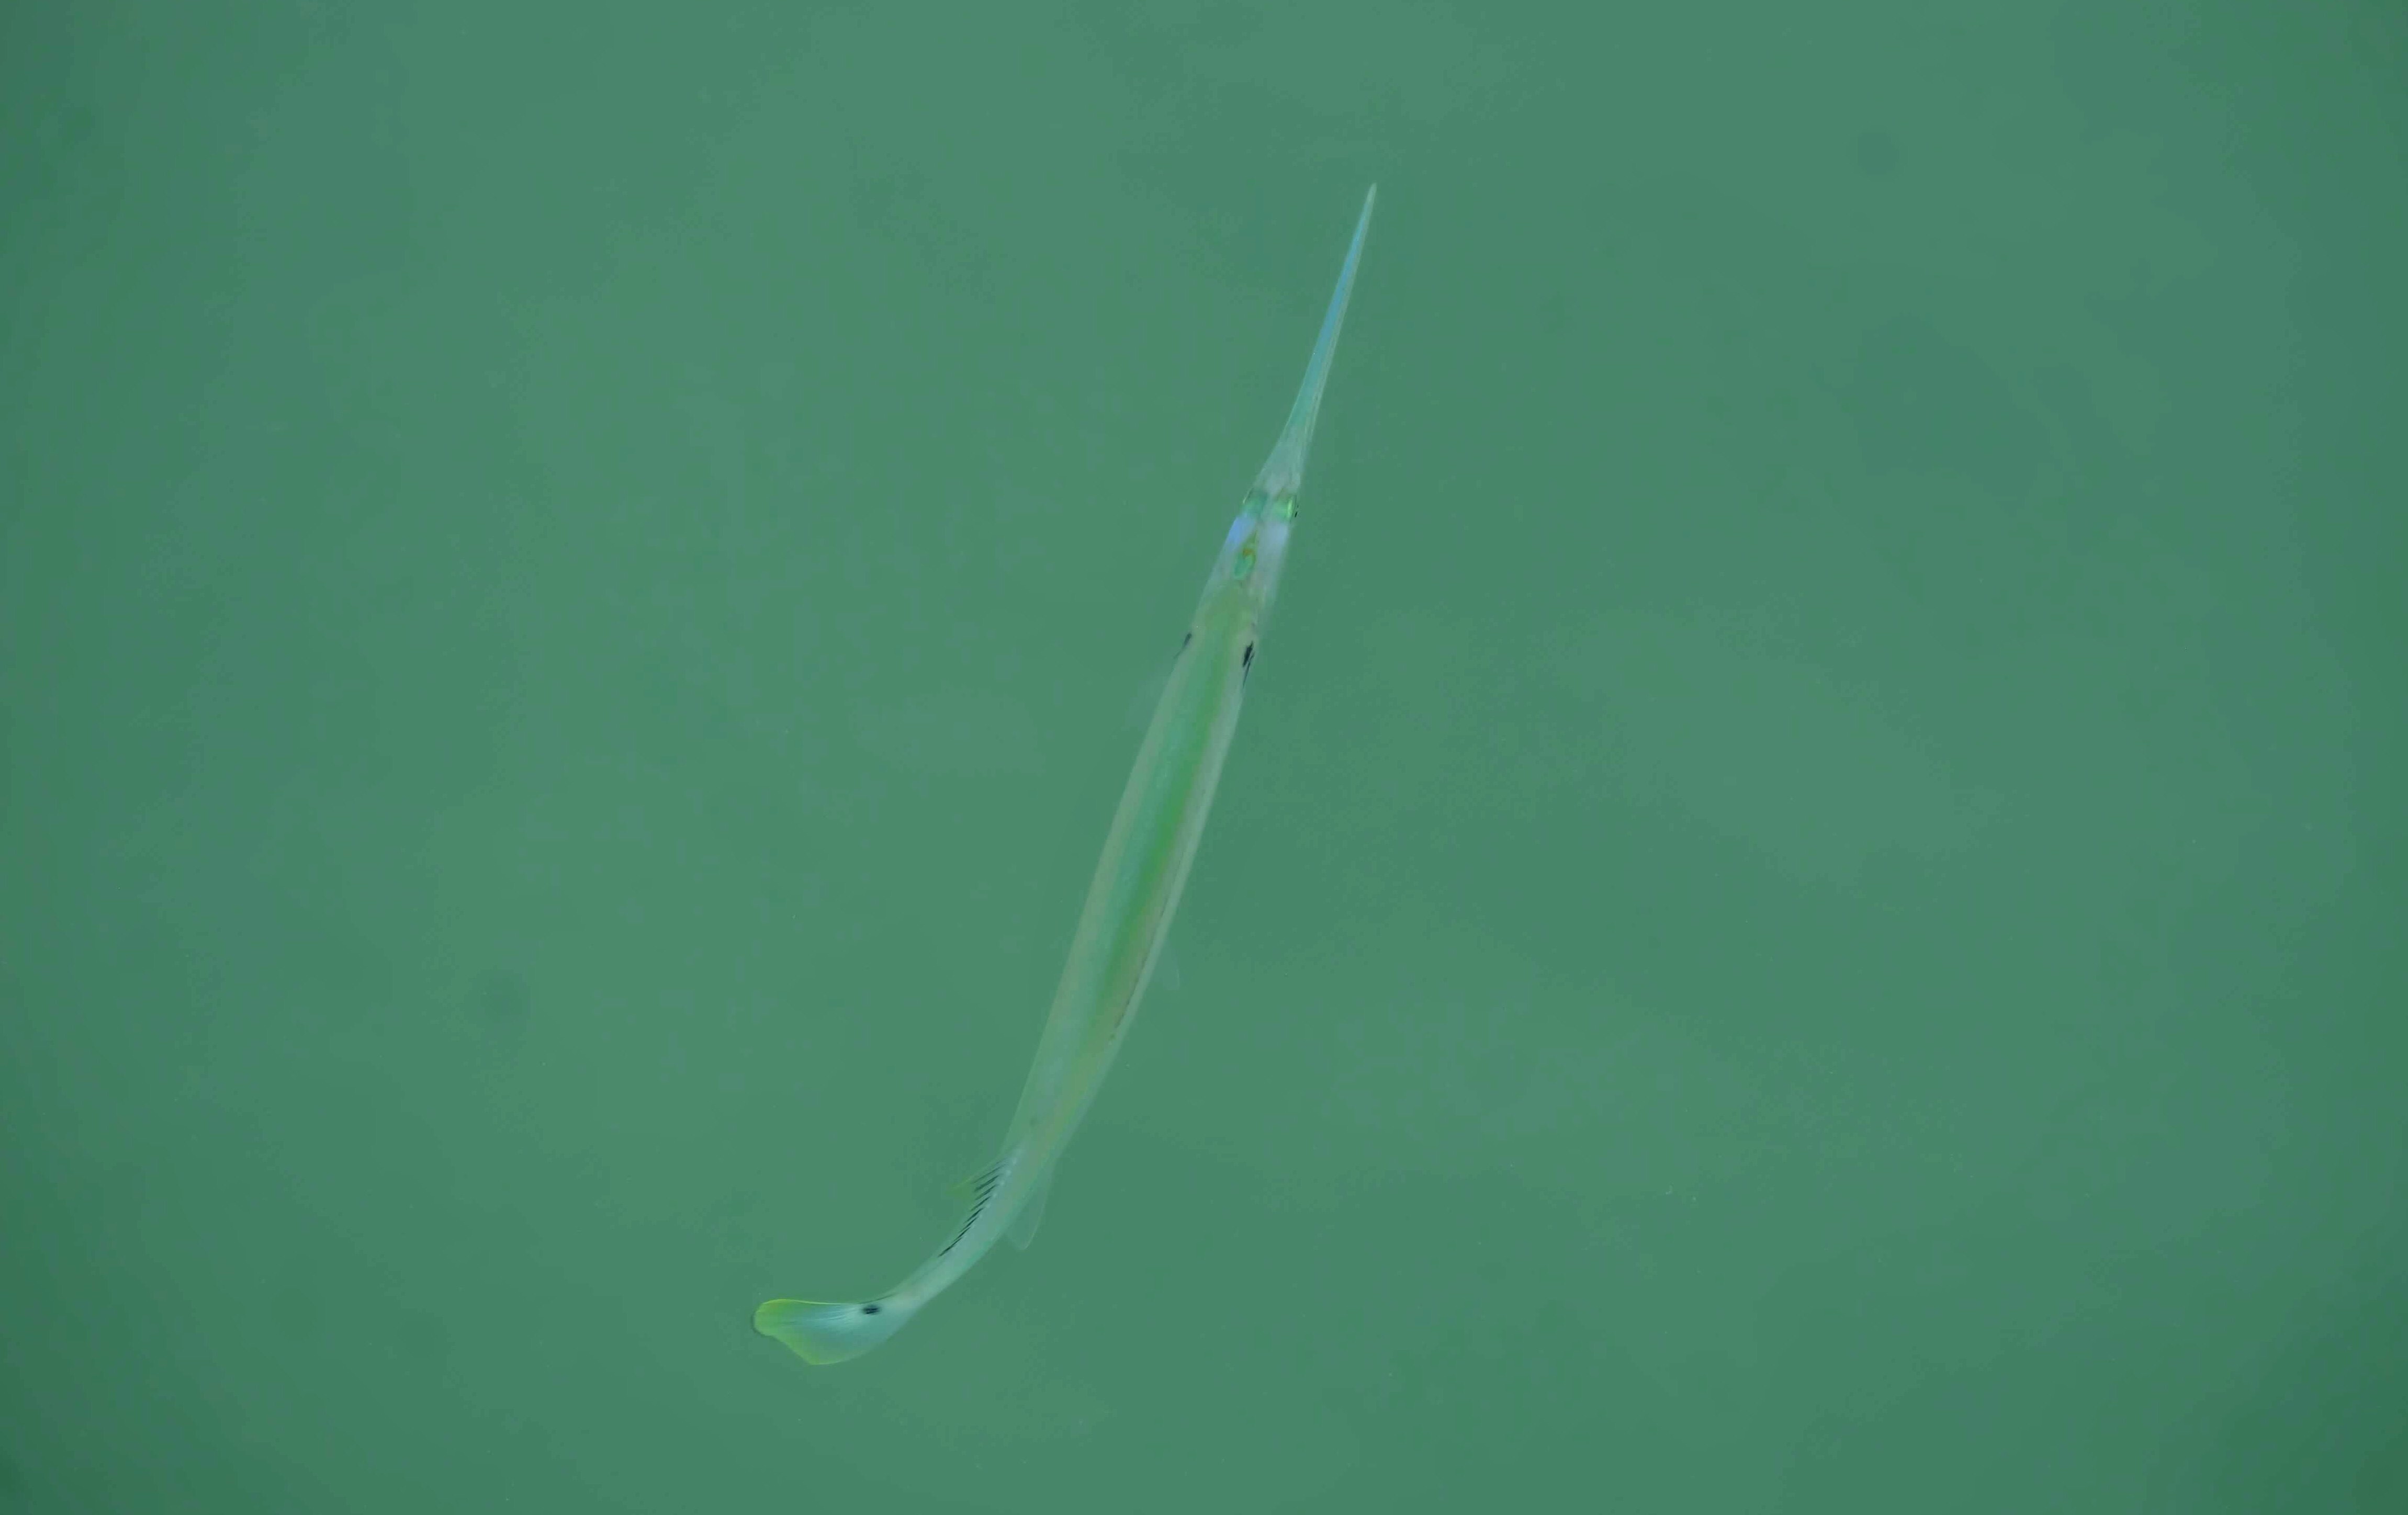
<box><xmin>753</xmin><ymin>1296</ymin><xmax>919</xmax><ymax>1365</ymax></box>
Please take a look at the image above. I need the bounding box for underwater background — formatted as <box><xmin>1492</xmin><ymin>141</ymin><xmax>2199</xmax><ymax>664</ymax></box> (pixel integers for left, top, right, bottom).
<box><xmin>3</xmin><ymin>1</ymin><xmax>2401</xmax><ymax>1509</ymax></box>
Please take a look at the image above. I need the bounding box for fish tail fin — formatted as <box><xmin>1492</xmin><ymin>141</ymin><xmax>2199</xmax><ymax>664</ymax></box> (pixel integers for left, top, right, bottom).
<box><xmin>752</xmin><ymin>1295</ymin><xmax>917</xmax><ymax>1365</ymax></box>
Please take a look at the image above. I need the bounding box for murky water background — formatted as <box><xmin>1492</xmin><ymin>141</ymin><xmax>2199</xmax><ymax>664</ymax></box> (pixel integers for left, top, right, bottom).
<box><xmin>4</xmin><ymin>3</ymin><xmax>2400</xmax><ymax>1509</ymax></box>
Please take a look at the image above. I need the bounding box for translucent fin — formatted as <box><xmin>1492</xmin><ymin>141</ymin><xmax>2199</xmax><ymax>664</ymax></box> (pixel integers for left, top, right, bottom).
<box><xmin>946</xmin><ymin>1162</ymin><xmax>1002</xmax><ymax>1203</ymax></box>
<box><xmin>753</xmin><ymin>1296</ymin><xmax>918</xmax><ymax>1365</ymax></box>
<box><xmin>1125</xmin><ymin>659</ymin><xmax>1174</xmax><ymax>730</ymax></box>
<box><xmin>938</xmin><ymin>1162</ymin><xmax>1005</xmax><ymax>1258</ymax></box>
<box><xmin>1007</xmin><ymin>1164</ymin><xmax>1055</xmax><ymax>1251</ymax></box>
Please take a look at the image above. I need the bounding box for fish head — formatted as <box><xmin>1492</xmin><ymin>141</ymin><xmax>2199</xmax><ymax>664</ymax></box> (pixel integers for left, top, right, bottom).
<box><xmin>1203</xmin><ymin>485</ymin><xmax>1298</xmax><ymax>618</ymax></box>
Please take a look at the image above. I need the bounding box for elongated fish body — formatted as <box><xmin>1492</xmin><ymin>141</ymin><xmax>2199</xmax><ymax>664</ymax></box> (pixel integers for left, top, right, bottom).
<box><xmin>756</xmin><ymin>188</ymin><xmax>1375</xmax><ymax>1365</ymax></box>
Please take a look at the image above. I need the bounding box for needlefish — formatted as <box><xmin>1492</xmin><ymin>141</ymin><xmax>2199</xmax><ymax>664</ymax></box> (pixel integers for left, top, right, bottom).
<box><xmin>753</xmin><ymin>187</ymin><xmax>1376</xmax><ymax>1365</ymax></box>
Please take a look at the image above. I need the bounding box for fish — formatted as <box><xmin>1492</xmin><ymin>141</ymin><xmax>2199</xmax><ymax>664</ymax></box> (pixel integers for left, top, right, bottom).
<box><xmin>755</xmin><ymin>187</ymin><xmax>1376</xmax><ymax>1365</ymax></box>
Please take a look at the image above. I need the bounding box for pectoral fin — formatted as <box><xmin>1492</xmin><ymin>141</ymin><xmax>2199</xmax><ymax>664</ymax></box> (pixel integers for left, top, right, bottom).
<box><xmin>1125</xmin><ymin>658</ymin><xmax>1175</xmax><ymax>730</ymax></box>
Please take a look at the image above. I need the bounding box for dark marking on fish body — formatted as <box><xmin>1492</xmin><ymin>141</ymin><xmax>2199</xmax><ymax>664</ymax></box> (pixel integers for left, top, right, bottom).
<box><xmin>939</xmin><ymin>1165</ymin><xmax>1004</xmax><ymax>1256</ymax></box>
<box><xmin>862</xmin><ymin>1303</ymin><xmax>882</xmax><ymax>1315</ymax></box>
<box><xmin>1241</xmin><ymin>642</ymin><xmax>1256</xmax><ymax>681</ymax></box>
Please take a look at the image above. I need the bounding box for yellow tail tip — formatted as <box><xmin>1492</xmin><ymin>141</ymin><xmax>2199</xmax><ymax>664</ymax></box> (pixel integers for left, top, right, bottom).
<box><xmin>752</xmin><ymin>1296</ymin><xmax>915</xmax><ymax>1365</ymax></box>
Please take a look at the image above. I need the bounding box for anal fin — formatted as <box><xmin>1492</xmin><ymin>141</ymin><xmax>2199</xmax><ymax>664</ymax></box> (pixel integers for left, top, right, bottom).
<box><xmin>939</xmin><ymin>1162</ymin><xmax>1005</xmax><ymax>1258</ymax></box>
<box><xmin>947</xmin><ymin>1162</ymin><xmax>1002</xmax><ymax>1203</ymax></box>
<box><xmin>1007</xmin><ymin>1164</ymin><xmax>1055</xmax><ymax>1250</ymax></box>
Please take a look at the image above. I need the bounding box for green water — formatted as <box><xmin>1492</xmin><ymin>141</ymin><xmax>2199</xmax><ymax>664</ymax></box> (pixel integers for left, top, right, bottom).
<box><xmin>4</xmin><ymin>2</ymin><xmax>2401</xmax><ymax>1510</ymax></box>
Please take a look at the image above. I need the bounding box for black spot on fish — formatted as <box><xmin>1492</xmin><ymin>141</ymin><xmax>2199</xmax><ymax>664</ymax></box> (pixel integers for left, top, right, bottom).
<box><xmin>862</xmin><ymin>1303</ymin><xmax>882</xmax><ymax>1315</ymax></box>
<box><xmin>1241</xmin><ymin>642</ymin><xmax>1256</xmax><ymax>681</ymax></box>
